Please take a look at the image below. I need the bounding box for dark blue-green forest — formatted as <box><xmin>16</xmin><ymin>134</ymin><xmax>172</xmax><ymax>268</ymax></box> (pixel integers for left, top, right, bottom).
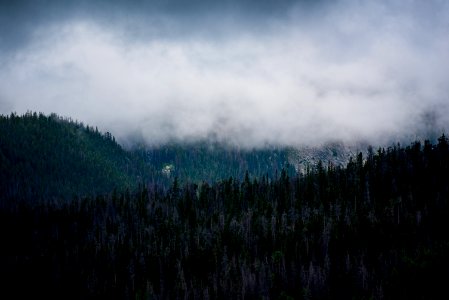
<box><xmin>1</xmin><ymin>112</ymin><xmax>449</xmax><ymax>299</ymax></box>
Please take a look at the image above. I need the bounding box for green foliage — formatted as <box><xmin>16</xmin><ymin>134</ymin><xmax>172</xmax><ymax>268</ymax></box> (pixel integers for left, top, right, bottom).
<box><xmin>143</xmin><ymin>140</ymin><xmax>295</xmax><ymax>185</ymax></box>
<box><xmin>0</xmin><ymin>112</ymin><xmax>295</xmax><ymax>201</ymax></box>
<box><xmin>0</xmin><ymin>112</ymin><xmax>153</xmax><ymax>199</ymax></box>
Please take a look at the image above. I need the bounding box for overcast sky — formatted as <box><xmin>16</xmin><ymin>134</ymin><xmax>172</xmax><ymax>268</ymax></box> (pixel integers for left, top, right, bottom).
<box><xmin>1</xmin><ymin>0</ymin><xmax>448</xmax><ymax>147</ymax></box>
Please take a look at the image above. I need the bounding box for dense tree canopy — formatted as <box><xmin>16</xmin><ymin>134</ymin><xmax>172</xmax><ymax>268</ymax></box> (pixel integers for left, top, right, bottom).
<box><xmin>0</xmin><ymin>112</ymin><xmax>153</xmax><ymax>199</ymax></box>
<box><xmin>0</xmin><ymin>112</ymin><xmax>294</xmax><ymax>201</ymax></box>
<box><xmin>1</xmin><ymin>113</ymin><xmax>449</xmax><ymax>299</ymax></box>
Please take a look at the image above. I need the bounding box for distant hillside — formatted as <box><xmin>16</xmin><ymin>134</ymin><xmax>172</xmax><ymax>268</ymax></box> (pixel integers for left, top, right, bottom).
<box><xmin>0</xmin><ymin>112</ymin><xmax>361</xmax><ymax>201</ymax></box>
<box><xmin>0</xmin><ymin>112</ymin><xmax>153</xmax><ymax>200</ymax></box>
<box><xmin>142</xmin><ymin>142</ymin><xmax>296</xmax><ymax>184</ymax></box>
<box><xmin>0</xmin><ymin>112</ymin><xmax>298</xmax><ymax>200</ymax></box>
<box><xmin>287</xmin><ymin>141</ymin><xmax>367</xmax><ymax>173</ymax></box>
<box><xmin>2</xmin><ymin>126</ymin><xmax>449</xmax><ymax>299</ymax></box>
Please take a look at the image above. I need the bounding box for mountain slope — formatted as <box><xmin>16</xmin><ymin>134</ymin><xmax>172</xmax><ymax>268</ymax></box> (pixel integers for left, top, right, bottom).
<box><xmin>142</xmin><ymin>141</ymin><xmax>295</xmax><ymax>183</ymax></box>
<box><xmin>1</xmin><ymin>133</ymin><xmax>449</xmax><ymax>299</ymax></box>
<box><xmin>0</xmin><ymin>112</ymin><xmax>151</xmax><ymax>200</ymax></box>
<box><xmin>0</xmin><ymin>112</ymin><xmax>296</xmax><ymax>200</ymax></box>
<box><xmin>0</xmin><ymin>112</ymin><xmax>360</xmax><ymax>201</ymax></box>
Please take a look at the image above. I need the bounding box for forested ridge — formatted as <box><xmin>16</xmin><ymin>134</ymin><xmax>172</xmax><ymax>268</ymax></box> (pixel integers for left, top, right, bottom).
<box><xmin>144</xmin><ymin>143</ymin><xmax>294</xmax><ymax>184</ymax></box>
<box><xmin>0</xmin><ymin>112</ymin><xmax>294</xmax><ymax>200</ymax></box>
<box><xmin>1</xmin><ymin>113</ymin><xmax>449</xmax><ymax>299</ymax></box>
<box><xmin>0</xmin><ymin>112</ymin><xmax>153</xmax><ymax>199</ymax></box>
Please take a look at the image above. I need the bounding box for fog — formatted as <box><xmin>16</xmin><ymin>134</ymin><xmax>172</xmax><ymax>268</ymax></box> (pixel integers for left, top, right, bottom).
<box><xmin>1</xmin><ymin>0</ymin><xmax>448</xmax><ymax>147</ymax></box>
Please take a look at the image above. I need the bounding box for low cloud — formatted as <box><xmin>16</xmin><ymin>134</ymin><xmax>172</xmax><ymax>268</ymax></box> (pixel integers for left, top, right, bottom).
<box><xmin>1</xmin><ymin>0</ymin><xmax>448</xmax><ymax>147</ymax></box>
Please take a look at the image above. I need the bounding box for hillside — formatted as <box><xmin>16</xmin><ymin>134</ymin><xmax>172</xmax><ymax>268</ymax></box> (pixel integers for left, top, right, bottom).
<box><xmin>0</xmin><ymin>112</ymin><xmax>153</xmax><ymax>200</ymax></box>
<box><xmin>0</xmin><ymin>113</ymin><xmax>301</xmax><ymax>200</ymax></box>
<box><xmin>1</xmin><ymin>130</ymin><xmax>448</xmax><ymax>298</ymax></box>
<box><xmin>142</xmin><ymin>141</ymin><xmax>295</xmax><ymax>183</ymax></box>
<box><xmin>143</xmin><ymin>141</ymin><xmax>363</xmax><ymax>184</ymax></box>
<box><xmin>0</xmin><ymin>112</ymin><xmax>404</xmax><ymax>202</ymax></box>
<box><xmin>287</xmin><ymin>141</ymin><xmax>365</xmax><ymax>173</ymax></box>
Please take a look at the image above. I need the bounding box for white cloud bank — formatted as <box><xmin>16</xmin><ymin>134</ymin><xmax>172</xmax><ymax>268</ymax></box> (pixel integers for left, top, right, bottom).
<box><xmin>1</xmin><ymin>0</ymin><xmax>449</xmax><ymax>147</ymax></box>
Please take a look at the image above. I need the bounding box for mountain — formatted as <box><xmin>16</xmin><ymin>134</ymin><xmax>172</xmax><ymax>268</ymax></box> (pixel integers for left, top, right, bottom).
<box><xmin>144</xmin><ymin>141</ymin><xmax>365</xmax><ymax>183</ymax></box>
<box><xmin>0</xmin><ymin>112</ymin><xmax>302</xmax><ymax>201</ymax></box>
<box><xmin>0</xmin><ymin>112</ymin><xmax>153</xmax><ymax>201</ymax></box>
<box><xmin>1</xmin><ymin>123</ymin><xmax>449</xmax><ymax>299</ymax></box>
<box><xmin>0</xmin><ymin>112</ymin><xmax>368</xmax><ymax>202</ymax></box>
<box><xmin>142</xmin><ymin>141</ymin><xmax>295</xmax><ymax>183</ymax></box>
<box><xmin>287</xmin><ymin>141</ymin><xmax>367</xmax><ymax>173</ymax></box>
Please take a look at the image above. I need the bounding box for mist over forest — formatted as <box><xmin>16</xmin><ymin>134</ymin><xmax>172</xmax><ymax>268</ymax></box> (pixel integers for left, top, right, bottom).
<box><xmin>1</xmin><ymin>0</ymin><xmax>449</xmax><ymax>147</ymax></box>
<box><xmin>1</xmin><ymin>1</ymin><xmax>449</xmax><ymax>299</ymax></box>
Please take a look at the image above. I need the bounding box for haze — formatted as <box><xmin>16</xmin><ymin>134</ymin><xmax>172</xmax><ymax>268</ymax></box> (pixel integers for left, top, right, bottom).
<box><xmin>1</xmin><ymin>0</ymin><xmax>448</xmax><ymax>147</ymax></box>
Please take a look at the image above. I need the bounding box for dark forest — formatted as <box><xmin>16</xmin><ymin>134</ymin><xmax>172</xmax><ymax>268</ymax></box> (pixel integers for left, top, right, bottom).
<box><xmin>1</xmin><ymin>113</ymin><xmax>449</xmax><ymax>299</ymax></box>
